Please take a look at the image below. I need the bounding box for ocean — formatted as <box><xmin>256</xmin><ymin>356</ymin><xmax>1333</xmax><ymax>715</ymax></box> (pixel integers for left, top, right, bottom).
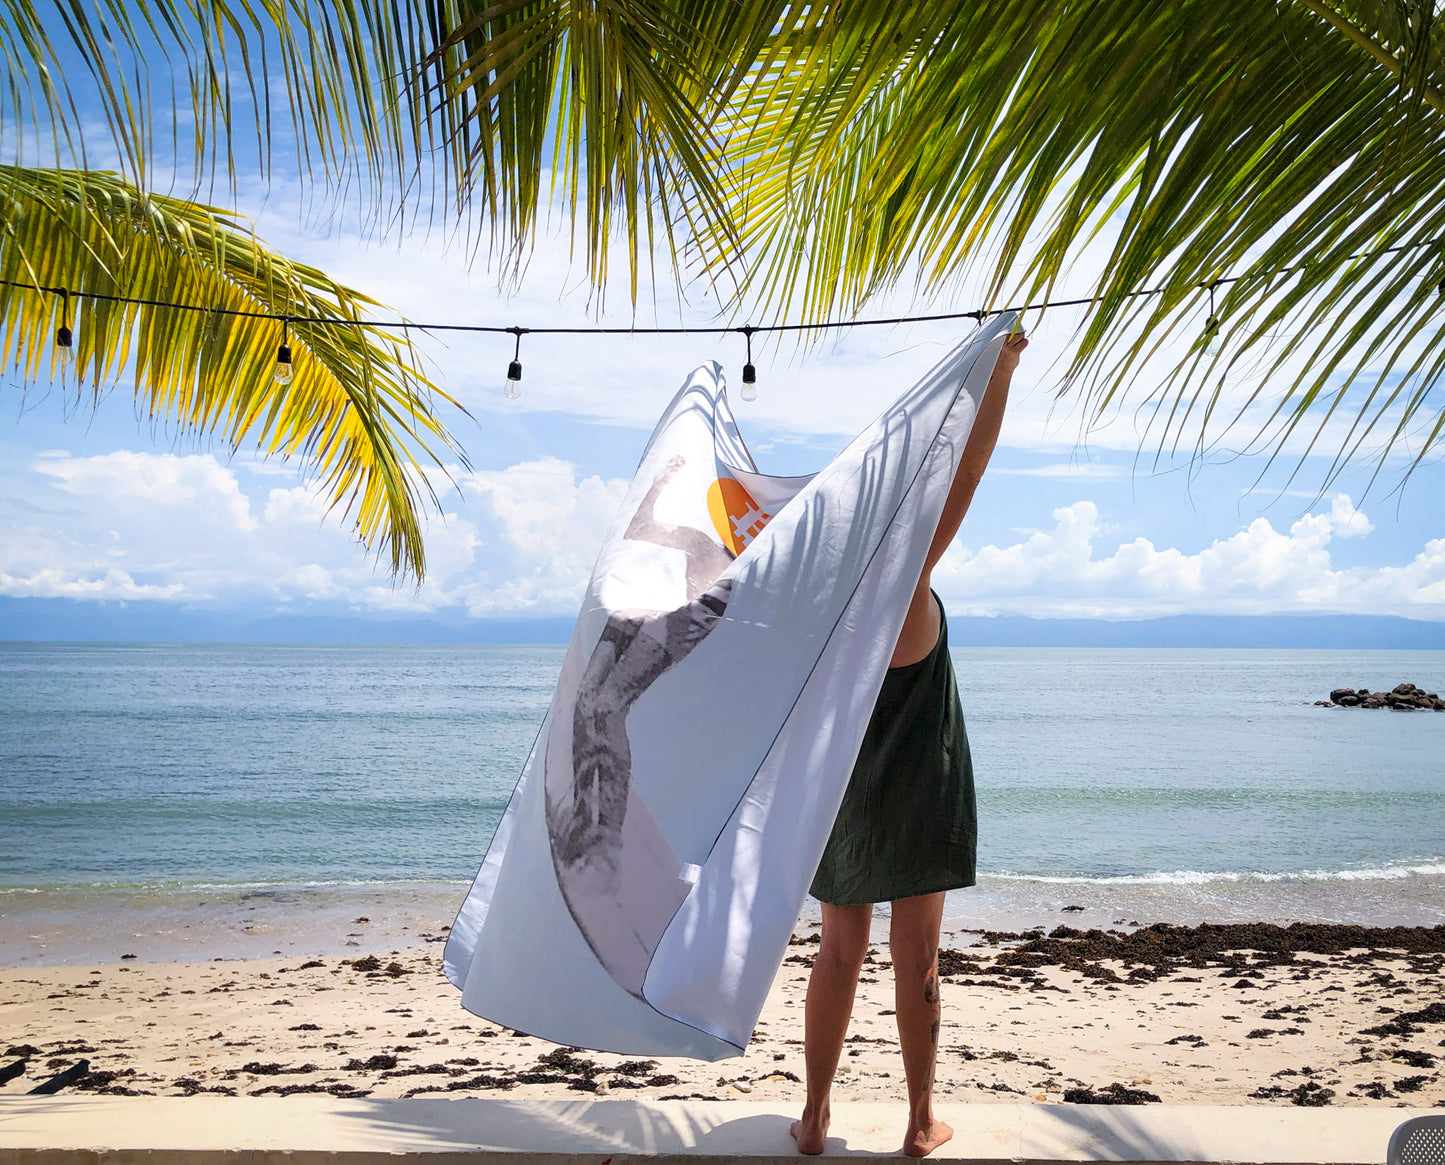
<box><xmin>1</xmin><ymin>643</ymin><xmax>1442</xmax><ymax>964</ymax></box>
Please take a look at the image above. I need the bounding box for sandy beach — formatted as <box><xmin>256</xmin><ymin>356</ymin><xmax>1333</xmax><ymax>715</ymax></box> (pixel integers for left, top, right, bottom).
<box><xmin>4</xmin><ymin>917</ymin><xmax>1442</xmax><ymax>1110</ymax></box>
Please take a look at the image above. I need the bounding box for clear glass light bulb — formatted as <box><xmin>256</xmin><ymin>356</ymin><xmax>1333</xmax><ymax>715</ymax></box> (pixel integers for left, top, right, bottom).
<box><xmin>55</xmin><ymin>325</ymin><xmax>75</xmax><ymax>370</ymax></box>
<box><xmin>273</xmin><ymin>341</ymin><xmax>293</xmax><ymax>385</ymax></box>
<box><xmin>740</xmin><ymin>381</ymin><xmax>758</xmax><ymax>402</ymax></box>
<box><xmin>504</xmin><ymin>378</ymin><xmax>521</xmax><ymax>400</ymax></box>
<box><xmin>1204</xmin><ymin>317</ymin><xmax>1221</xmax><ymax>358</ymax></box>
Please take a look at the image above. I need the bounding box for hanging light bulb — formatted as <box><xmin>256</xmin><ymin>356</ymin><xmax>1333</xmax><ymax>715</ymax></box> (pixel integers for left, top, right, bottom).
<box><xmin>740</xmin><ymin>326</ymin><xmax>758</xmax><ymax>402</ymax></box>
<box><xmin>504</xmin><ymin>326</ymin><xmax>525</xmax><ymax>400</ymax></box>
<box><xmin>55</xmin><ymin>289</ymin><xmax>75</xmax><ymax>371</ymax></box>
<box><xmin>1204</xmin><ymin>316</ymin><xmax>1221</xmax><ymax>358</ymax></box>
<box><xmin>1203</xmin><ymin>282</ymin><xmax>1222</xmax><ymax>357</ymax></box>
<box><xmin>273</xmin><ymin>319</ymin><xmax>293</xmax><ymax>385</ymax></box>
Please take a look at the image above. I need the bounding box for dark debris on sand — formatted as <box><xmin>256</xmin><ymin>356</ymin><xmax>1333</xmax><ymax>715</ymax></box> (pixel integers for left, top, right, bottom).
<box><xmin>939</xmin><ymin>922</ymin><xmax>1445</xmax><ymax>989</ymax></box>
<box><xmin>1063</xmin><ymin>1082</ymin><xmax>1161</xmax><ymax>1104</ymax></box>
<box><xmin>425</xmin><ymin>1047</ymin><xmax>676</xmax><ymax>1096</ymax></box>
<box><xmin>1362</xmin><ymin>1001</ymin><xmax>1445</xmax><ymax>1038</ymax></box>
<box><xmin>1250</xmin><ymin>1081</ymin><xmax>1336</xmax><ymax>1106</ymax></box>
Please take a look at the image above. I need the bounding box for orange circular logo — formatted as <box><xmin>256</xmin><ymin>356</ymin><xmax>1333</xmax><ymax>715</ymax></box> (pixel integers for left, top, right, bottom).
<box><xmin>707</xmin><ymin>478</ymin><xmax>772</xmax><ymax>555</ymax></box>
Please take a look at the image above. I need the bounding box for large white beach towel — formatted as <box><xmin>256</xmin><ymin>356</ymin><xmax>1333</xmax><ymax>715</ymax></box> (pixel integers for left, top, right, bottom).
<box><xmin>443</xmin><ymin>312</ymin><xmax>1017</xmax><ymax>1060</ymax></box>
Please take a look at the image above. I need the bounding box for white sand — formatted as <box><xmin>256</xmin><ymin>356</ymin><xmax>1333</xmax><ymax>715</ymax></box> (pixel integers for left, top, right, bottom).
<box><xmin>3</xmin><ymin>926</ymin><xmax>1442</xmax><ymax>1109</ymax></box>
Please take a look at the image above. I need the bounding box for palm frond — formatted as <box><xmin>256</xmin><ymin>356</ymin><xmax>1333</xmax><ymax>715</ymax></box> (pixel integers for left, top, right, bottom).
<box><xmin>425</xmin><ymin>0</ymin><xmax>796</xmax><ymax>297</ymax></box>
<box><xmin>0</xmin><ymin>1</ymin><xmax>760</xmax><ymax>296</ymax></box>
<box><xmin>6</xmin><ymin>2</ymin><xmax>1445</xmax><ymax>485</ymax></box>
<box><xmin>0</xmin><ymin>164</ymin><xmax>468</xmax><ymax>579</ymax></box>
<box><xmin>0</xmin><ymin>2</ymin><xmax>452</xmax><ymax>222</ymax></box>
<box><xmin>708</xmin><ymin>0</ymin><xmax>1445</xmax><ymax>482</ymax></box>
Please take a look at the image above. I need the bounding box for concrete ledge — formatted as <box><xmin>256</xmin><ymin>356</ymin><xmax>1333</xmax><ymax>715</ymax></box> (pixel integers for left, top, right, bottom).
<box><xmin>0</xmin><ymin>1097</ymin><xmax>1430</xmax><ymax>1164</ymax></box>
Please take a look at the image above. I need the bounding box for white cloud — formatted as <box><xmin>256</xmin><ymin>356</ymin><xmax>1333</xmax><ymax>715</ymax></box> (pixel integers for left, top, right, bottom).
<box><xmin>6</xmin><ymin>445</ymin><xmax>1441</xmax><ymax>621</ymax></box>
<box><xmin>262</xmin><ymin>483</ymin><xmax>333</xmax><ymax>526</ymax></box>
<box><xmin>991</xmin><ymin>462</ymin><xmax>1127</xmax><ymax>480</ymax></box>
<box><xmin>2</xmin><ymin>449</ymin><xmax>628</xmax><ymax>617</ymax></box>
<box><xmin>1327</xmin><ymin>493</ymin><xmax>1374</xmax><ymax>539</ymax></box>
<box><xmin>935</xmin><ymin>494</ymin><xmax>1444</xmax><ymax>618</ymax></box>
<box><xmin>36</xmin><ymin>450</ymin><xmax>257</xmax><ymax>531</ymax></box>
<box><xmin>0</xmin><ymin>565</ymin><xmax>185</xmax><ymax>601</ymax></box>
<box><xmin>443</xmin><ymin>458</ymin><xmax>629</xmax><ymax>615</ymax></box>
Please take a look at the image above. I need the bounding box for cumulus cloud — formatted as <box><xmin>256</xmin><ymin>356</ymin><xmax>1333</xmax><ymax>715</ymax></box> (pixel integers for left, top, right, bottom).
<box><xmin>36</xmin><ymin>450</ymin><xmax>258</xmax><ymax>531</ymax></box>
<box><xmin>1</xmin><ymin>449</ymin><xmax>626</xmax><ymax>616</ymax></box>
<box><xmin>450</xmin><ymin>458</ymin><xmax>629</xmax><ymax>615</ymax></box>
<box><xmin>935</xmin><ymin>495</ymin><xmax>1443</xmax><ymax>618</ymax></box>
<box><xmin>4</xmin><ymin>448</ymin><xmax>1442</xmax><ymax>620</ymax></box>
<box><xmin>0</xmin><ymin>563</ymin><xmax>185</xmax><ymax>602</ymax></box>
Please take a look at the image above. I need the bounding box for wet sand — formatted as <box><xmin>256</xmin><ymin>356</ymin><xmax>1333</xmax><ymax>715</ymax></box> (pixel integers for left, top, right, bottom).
<box><xmin>3</xmin><ymin>920</ymin><xmax>1442</xmax><ymax>1109</ymax></box>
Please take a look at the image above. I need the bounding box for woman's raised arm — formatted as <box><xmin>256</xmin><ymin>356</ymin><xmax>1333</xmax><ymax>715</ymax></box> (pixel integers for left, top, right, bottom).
<box><xmin>890</xmin><ymin>331</ymin><xmax>1028</xmax><ymax>666</ymax></box>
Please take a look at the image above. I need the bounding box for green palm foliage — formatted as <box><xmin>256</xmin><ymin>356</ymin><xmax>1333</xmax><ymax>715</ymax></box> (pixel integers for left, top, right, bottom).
<box><xmin>0</xmin><ymin>165</ymin><xmax>464</xmax><ymax>577</ymax></box>
<box><xmin>0</xmin><ymin>3</ymin><xmax>473</xmax><ymax>580</ymax></box>
<box><xmin>427</xmin><ymin>1</ymin><xmax>1445</xmax><ymax>483</ymax></box>
<box><xmin>708</xmin><ymin>2</ymin><xmax>1445</xmax><ymax>484</ymax></box>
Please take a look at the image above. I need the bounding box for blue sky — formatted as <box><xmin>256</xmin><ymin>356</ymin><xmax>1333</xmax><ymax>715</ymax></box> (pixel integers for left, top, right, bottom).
<box><xmin>2</xmin><ymin>110</ymin><xmax>1443</xmax><ymax>625</ymax></box>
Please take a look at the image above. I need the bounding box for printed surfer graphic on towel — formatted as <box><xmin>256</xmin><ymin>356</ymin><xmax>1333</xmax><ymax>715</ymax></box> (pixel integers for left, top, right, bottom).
<box><xmin>544</xmin><ymin>454</ymin><xmax>773</xmax><ymax>998</ymax></box>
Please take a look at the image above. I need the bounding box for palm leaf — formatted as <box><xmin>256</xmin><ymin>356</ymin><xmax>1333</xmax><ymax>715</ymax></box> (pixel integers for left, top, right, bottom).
<box><xmin>0</xmin><ymin>164</ymin><xmax>468</xmax><ymax>578</ymax></box>
<box><xmin>0</xmin><ymin>1</ymin><xmax>755</xmax><ymax>293</ymax></box>
<box><xmin>710</xmin><ymin>1</ymin><xmax>1445</xmax><ymax>483</ymax></box>
<box><xmin>8</xmin><ymin>2</ymin><xmax>1445</xmax><ymax>484</ymax></box>
<box><xmin>0</xmin><ymin>2</ymin><xmax>450</xmax><ymax>223</ymax></box>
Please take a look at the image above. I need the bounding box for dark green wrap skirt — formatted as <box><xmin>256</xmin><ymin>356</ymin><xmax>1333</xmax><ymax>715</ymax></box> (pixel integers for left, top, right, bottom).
<box><xmin>809</xmin><ymin>602</ymin><xmax>977</xmax><ymax>906</ymax></box>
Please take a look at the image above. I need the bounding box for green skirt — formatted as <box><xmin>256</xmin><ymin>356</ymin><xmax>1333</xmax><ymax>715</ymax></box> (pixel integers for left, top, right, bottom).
<box><xmin>809</xmin><ymin>602</ymin><xmax>977</xmax><ymax>906</ymax></box>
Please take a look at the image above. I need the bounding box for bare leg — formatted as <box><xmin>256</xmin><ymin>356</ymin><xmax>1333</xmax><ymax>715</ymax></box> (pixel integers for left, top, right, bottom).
<box><xmin>890</xmin><ymin>892</ymin><xmax>953</xmax><ymax>1157</ymax></box>
<box><xmin>792</xmin><ymin>902</ymin><xmax>871</xmax><ymax>1155</ymax></box>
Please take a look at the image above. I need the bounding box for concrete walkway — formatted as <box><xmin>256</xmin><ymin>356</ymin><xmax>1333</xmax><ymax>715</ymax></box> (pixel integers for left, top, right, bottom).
<box><xmin>0</xmin><ymin>1097</ymin><xmax>1429</xmax><ymax>1163</ymax></box>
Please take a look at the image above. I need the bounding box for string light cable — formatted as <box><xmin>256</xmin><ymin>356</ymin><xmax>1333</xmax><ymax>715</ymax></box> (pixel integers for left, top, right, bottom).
<box><xmin>4</xmin><ymin>232</ymin><xmax>1442</xmax><ymax>400</ymax></box>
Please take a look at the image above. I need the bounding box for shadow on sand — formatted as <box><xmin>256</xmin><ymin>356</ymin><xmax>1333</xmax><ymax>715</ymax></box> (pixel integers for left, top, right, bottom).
<box><xmin>334</xmin><ymin>1094</ymin><xmax>1212</xmax><ymax>1160</ymax></box>
<box><xmin>334</xmin><ymin>1096</ymin><xmax>888</xmax><ymax>1158</ymax></box>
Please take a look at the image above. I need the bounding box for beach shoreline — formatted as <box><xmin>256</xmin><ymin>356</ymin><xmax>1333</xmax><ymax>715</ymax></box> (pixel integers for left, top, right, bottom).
<box><xmin>0</xmin><ymin>881</ymin><xmax>469</xmax><ymax>968</ymax></box>
<box><xmin>3</xmin><ymin>915</ymin><xmax>1441</xmax><ymax>1110</ymax></box>
<box><xmin>5</xmin><ymin>871</ymin><xmax>1443</xmax><ymax>970</ymax></box>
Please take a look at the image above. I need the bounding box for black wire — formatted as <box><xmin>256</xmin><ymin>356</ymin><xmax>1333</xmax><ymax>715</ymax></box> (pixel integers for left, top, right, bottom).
<box><xmin>2</xmin><ymin>234</ymin><xmax>1439</xmax><ymax>340</ymax></box>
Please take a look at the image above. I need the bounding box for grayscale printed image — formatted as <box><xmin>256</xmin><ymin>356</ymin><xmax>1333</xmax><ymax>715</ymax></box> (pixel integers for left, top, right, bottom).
<box><xmin>544</xmin><ymin>454</ymin><xmax>738</xmax><ymax>996</ymax></box>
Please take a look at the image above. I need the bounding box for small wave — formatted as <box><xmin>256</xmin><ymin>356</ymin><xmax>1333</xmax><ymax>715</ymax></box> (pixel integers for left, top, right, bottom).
<box><xmin>182</xmin><ymin>878</ymin><xmax>470</xmax><ymax>892</ymax></box>
<box><xmin>983</xmin><ymin>862</ymin><xmax>1445</xmax><ymax>887</ymax></box>
<box><xmin>0</xmin><ymin>877</ymin><xmax>470</xmax><ymax>896</ymax></box>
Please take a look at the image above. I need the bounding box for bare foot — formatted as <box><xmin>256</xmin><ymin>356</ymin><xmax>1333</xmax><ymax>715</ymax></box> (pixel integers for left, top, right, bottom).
<box><xmin>790</xmin><ymin>1109</ymin><xmax>829</xmax><ymax>1155</ymax></box>
<box><xmin>903</xmin><ymin>1118</ymin><xmax>953</xmax><ymax>1157</ymax></box>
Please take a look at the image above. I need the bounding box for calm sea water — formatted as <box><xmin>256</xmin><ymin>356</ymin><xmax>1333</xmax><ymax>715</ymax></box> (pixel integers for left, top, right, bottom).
<box><xmin>1</xmin><ymin>642</ymin><xmax>1442</xmax><ymax>961</ymax></box>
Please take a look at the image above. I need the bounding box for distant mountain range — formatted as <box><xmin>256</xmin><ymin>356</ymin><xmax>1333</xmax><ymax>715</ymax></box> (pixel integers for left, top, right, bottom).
<box><xmin>3</xmin><ymin>597</ymin><xmax>1444</xmax><ymax>648</ymax></box>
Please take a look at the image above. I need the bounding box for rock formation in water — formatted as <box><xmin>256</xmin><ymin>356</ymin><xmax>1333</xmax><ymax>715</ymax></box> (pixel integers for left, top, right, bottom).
<box><xmin>1317</xmin><ymin>683</ymin><xmax>1445</xmax><ymax>710</ymax></box>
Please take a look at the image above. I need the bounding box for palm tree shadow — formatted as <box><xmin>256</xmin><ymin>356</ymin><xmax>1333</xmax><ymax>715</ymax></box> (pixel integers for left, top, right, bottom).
<box><xmin>1028</xmin><ymin>1103</ymin><xmax>1210</xmax><ymax>1162</ymax></box>
<box><xmin>332</xmin><ymin>1098</ymin><xmax>889</xmax><ymax>1158</ymax></box>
